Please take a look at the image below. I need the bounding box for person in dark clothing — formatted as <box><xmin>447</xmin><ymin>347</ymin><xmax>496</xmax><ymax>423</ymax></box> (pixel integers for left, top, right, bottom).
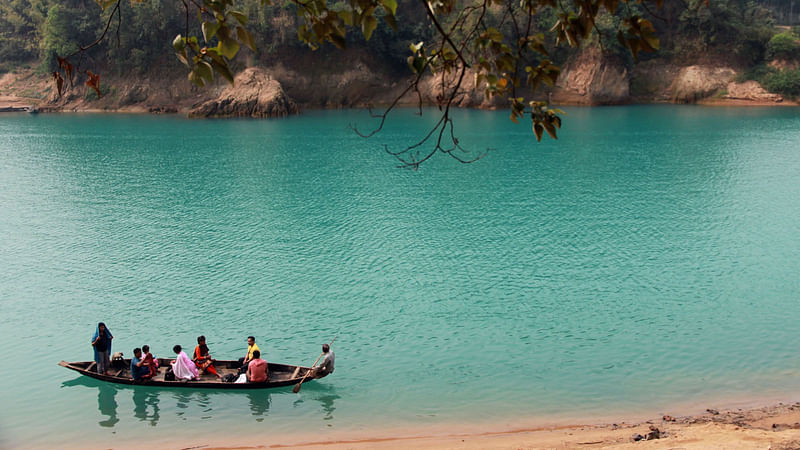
<box><xmin>91</xmin><ymin>322</ymin><xmax>113</xmax><ymax>374</ymax></box>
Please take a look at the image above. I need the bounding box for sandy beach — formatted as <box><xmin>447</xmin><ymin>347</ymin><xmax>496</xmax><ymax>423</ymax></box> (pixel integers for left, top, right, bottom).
<box><xmin>193</xmin><ymin>402</ymin><xmax>800</xmax><ymax>450</ymax></box>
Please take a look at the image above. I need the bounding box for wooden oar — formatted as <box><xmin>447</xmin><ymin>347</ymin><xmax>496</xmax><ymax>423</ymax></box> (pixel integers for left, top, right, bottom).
<box><xmin>293</xmin><ymin>336</ymin><xmax>336</xmax><ymax>393</ymax></box>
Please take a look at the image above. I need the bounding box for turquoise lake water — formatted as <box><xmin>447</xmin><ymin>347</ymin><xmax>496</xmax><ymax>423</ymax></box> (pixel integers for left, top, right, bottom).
<box><xmin>1</xmin><ymin>106</ymin><xmax>800</xmax><ymax>448</ymax></box>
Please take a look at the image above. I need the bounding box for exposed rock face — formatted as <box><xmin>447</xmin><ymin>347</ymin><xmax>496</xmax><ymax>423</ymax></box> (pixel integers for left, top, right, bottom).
<box><xmin>769</xmin><ymin>59</ymin><xmax>800</xmax><ymax>71</ymax></box>
<box><xmin>630</xmin><ymin>61</ymin><xmax>681</xmax><ymax>102</ymax></box>
<box><xmin>552</xmin><ymin>48</ymin><xmax>630</xmax><ymax>105</ymax></box>
<box><xmin>671</xmin><ymin>65</ymin><xmax>735</xmax><ymax>103</ymax></box>
<box><xmin>189</xmin><ymin>67</ymin><xmax>298</xmax><ymax>118</ymax></box>
<box><xmin>724</xmin><ymin>80</ymin><xmax>783</xmax><ymax>102</ymax></box>
<box><xmin>413</xmin><ymin>68</ymin><xmax>505</xmax><ymax>109</ymax></box>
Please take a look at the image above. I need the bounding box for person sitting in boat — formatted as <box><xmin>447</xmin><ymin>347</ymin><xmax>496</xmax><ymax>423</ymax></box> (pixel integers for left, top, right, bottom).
<box><xmin>170</xmin><ymin>345</ymin><xmax>198</xmax><ymax>380</ymax></box>
<box><xmin>130</xmin><ymin>348</ymin><xmax>153</xmax><ymax>381</ymax></box>
<box><xmin>246</xmin><ymin>350</ymin><xmax>268</xmax><ymax>383</ymax></box>
<box><xmin>238</xmin><ymin>336</ymin><xmax>260</xmax><ymax>373</ymax></box>
<box><xmin>91</xmin><ymin>322</ymin><xmax>113</xmax><ymax>374</ymax></box>
<box><xmin>193</xmin><ymin>335</ymin><xmax>221</xmax><ymax>379</ymax></box>
<box><xmin>141</xmin><ymin>345</ymin><xmax>158</xmax><ymax>378</ymax></box>
<box><xmin>312</xmin><ymin>344</ymin><xmax>335</xmax><ymax>378</ymax></box>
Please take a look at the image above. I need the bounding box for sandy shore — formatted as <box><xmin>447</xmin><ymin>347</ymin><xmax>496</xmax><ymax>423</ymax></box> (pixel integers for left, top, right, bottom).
<box><xmin>698</xmin><ymin>98</ymin><xmax>799</xmax><ymax>107</ymax></box>
<box><xmin>185</xmin><ymin>402</ymin><xmax>800</xmax><ymax>450</ymax></box>
<box><xmin>2</xmin><ymin>70</ymin><xmax>798</xmax><ymax>113</ymax></box>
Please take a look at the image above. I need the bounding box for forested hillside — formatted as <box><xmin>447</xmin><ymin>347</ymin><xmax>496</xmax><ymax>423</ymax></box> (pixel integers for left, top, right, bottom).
<box><xmin>1</xmin><ymin>0</ymin><xmax>799</xmax><ymax>105</ymax></box>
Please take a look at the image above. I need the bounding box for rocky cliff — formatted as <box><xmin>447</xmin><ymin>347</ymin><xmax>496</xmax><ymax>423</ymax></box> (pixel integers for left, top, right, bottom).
<box><xmin>551</xmin><ymin>48</ymin><xmax>630</xmax><ymax>105</ymax></box>
<box><xmin>670</xmin><ymin>65</ymin><xmax>736</xmax><ymax>103</ymax></box>
<box><xmin>1</xmin><ymin>50</ymin><xmax>794</xmax><ymax>114</ymax></box>
<box><xmin>189</xmin><ymin>68</ymin><xmax>298</xmax><ymax>118</ymax></box>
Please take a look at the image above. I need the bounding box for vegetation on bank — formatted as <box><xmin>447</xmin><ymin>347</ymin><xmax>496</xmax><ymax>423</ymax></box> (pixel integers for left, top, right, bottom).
<box><xmin>2</xmin><ymin>1</ymin><xmax>799</xmax><ymax>101</ymax></box>
<box><xmin>734</xmin><ymin>29</ymin><xmax>800</xmax><ymax>98</ymax></box>
<box><xmin>0</xmin><ymin>1</ymin><xmax>796</xmax><ymax>74</ymax></box>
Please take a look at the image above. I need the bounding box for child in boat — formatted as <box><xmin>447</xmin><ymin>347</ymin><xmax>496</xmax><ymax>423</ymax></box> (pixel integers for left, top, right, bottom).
<box><xmin>170</xmin><ymin>345</ymin><xmax>198</xmax><ymax>380</ymax></box>
<box><xmin>192</xmin><ymin>336</ymin><xmax>221</xmax><ymax>378</ymax></box>
<box><xmin>141</xmin><ymin>345</ymin><xmax>158</xmax><ymax>378</ymax></box>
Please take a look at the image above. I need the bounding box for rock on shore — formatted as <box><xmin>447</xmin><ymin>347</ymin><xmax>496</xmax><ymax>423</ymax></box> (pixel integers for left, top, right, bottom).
<box><xmin>189</xmin><ymin>67</ymin><xmax>298</xmax><ymax>118</ymax></box>
<box><xmin>671</xmin><ymin>65</ymin><xmax>736</xmax><ymax>103</ymax></box>
<box><xmin>552</xmin><ymin>48</ymin><xmax>630</xmax><ymax>105</ymax></box>
<box><xmin>724</xmin><ymin>80</ymin><xmax>784</xmax><ymax>102</ymax></box>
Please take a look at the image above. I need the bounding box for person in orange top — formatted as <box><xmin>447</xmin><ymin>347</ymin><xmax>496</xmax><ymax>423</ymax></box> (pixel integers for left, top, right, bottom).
<box><xmin>246</xmin><ymin>350</ymin><xmax>268</xmax><ymax>383</ymax></box>
<box><xmin>141</xmin><ymin>344</ymin><xmax>158</xmax><ymax>378</ymax></box>
<box><xmin>193</xmin><ymin>335</ymin><xmax>221</xmax><ymax>378</ymax></box>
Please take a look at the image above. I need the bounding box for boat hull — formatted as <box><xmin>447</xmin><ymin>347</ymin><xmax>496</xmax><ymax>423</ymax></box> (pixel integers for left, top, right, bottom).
<box><xmin>59</xmin><ymin>358</ymin><xmax>321</xmax><ymax>389</ymax></box>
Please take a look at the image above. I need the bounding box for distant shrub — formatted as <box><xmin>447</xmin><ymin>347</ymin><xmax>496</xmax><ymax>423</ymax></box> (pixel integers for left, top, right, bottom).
<box><xmin>734</xmin><ymin>64</ymin><xmax>775</xmax><ymax>83</ymax></box>
<box><xmin>763</xmin><ymin>68</ymin><xmax>800</xmax><ymax>99</ymax></box>
<box><xmin>767</xmin><ymin>32</ymin><xmax>800</xmax><ymax>60</ymax></box>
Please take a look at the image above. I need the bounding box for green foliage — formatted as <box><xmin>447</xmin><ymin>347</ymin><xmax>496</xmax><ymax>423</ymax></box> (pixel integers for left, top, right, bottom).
<box><xmin>763</xmin><ymin>68</ymin><xmax>800</xmax><ymax>98</ymax></box>
<box><xmin>734</xmin><ymin>63</ymin><xmax>774</xmax><ymax>82</ymax></box>
<box><xmin>732</xmin><ymin>63</ymin><xmax>800</xmax><ymax>100</ymax></box>
<box><xmin>0</xmin><ymin>0</ymin><xmax>41</xmax><ymax>63</ymax></box>
<box><xmin>675</xmin><ymin>0</ymin><xmax>774</xmax><ymax>65</ymax></box>
<box><xmin>104</xmin><ymin>0</ymin><xmax>186</xmax><ymax>75</ymax></box>
<box><xmin>40</xmin><ymin>1</ymin><xmax>103</xmax><ymax>70</ymax></box>
<box><xmin>766</xmin><ymin>31</ymin><xmax>800</xmax><ymax>60</ymax></box>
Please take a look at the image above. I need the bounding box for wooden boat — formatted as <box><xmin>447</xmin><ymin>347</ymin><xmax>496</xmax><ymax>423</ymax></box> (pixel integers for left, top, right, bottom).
<box><xmin>59</xmin><ymin>358</ymin><xmax>323</xmax><ymax>389</ymax></box>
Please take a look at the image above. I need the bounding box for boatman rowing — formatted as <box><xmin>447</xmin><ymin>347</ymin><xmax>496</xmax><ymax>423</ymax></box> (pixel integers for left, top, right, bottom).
<box><xmin>312</xmin><ymin>343</ymin><xmax>334</xmax><ymax>378</ymax></box>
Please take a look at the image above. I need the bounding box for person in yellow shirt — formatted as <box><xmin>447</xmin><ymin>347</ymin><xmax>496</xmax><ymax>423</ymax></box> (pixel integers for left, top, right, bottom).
<box><xmin>238</xmin><ymin>336</ymin><xmax>260</xmax><ymax>373</ymax></box>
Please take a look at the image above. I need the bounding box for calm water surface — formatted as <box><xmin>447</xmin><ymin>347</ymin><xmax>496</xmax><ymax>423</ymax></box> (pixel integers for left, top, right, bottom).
<box><xmin>1</xmin><ymin>106</ymin><xmax>800</xmax><ymax>448</ymax></box>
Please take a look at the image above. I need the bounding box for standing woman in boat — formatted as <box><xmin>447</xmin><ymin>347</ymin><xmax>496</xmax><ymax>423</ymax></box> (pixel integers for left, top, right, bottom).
<box><xmin>192</xmin><ymin>336</ymin><xmax>221</xmax><ymax>378</ymax></box>
<box><xmin>91</xmin><ymin>322</ymin><xmax>113</xmax><ymax>375</ymax></box>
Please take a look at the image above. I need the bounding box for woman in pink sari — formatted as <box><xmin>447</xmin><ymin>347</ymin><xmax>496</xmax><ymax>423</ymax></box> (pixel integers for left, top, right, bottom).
<box><xmin>170</xmin><ymin>345</ymin><xmax>198</xmax><ymax>380</ymax></box>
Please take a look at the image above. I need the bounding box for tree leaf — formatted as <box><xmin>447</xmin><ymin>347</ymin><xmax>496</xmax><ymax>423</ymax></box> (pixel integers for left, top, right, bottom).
<box><xmin>95</xmin><ymin>0</ymin><xmax>117</xmax><ymax>11</ymax></box>
<box><xmin>188</xmin><ymin>68</ymin><xmax>204</xmax><ymax>87</ymax></box>
<box><xmin>229</xmin><ymin>10</ymin><xmax>248</xmax><ymax>25</ymax></box>
<box><xmin>52</xmin><ymin>71</ymin><xmax>64</xmax><ymax>97</ymax></box>
<box><xmin>85</xmin><ymin>70</ymin><xmax>102</xmax><ymax>98</ymax></box>
<box><xmin>237</xmin><ymin>26</ymin><xmax>256</xmax><ymax>51</ymax></box>
<box><xmin>533</xmin><ymin>122</ymin><xmax>543</xmax><ymax>141</ymax></box>
<box><xmin>211</xmin><ymin>59</ymin><xmax>235</xmax><ymax>84</ymax></box>
<box><xmin>338</xmin><ymin>10</ymin><xmax>354</xmax><ymax>26</ymax></box>
<box><xmin>543</xmin><ymin>120</ymin><xmax>557</xmax><ymax>139</ymax></box>
<box><xmin>202</xmin><ymin>21</ymin><xmax>220</xmax><ymax>43</ymax></box>
<box><xmin>362</xmin><ymin>15</ymin><xmax>378</xmax><ymax>41</ymax></box>
<box><xmin>175</xmin><ymin>50</ymin><xmax>190</xmax><ymax>67</ymax></box>
<box><xmin>329</xmin><ymin>33</ymin><xmax>347</xmax><ymax>49</ymax></box>
<box><xmin>380</xmin><ymin>0</ymin><xmax>397</xmax><ymax>15</ymax></box>
<box><xmin>173</xmin><ymin>34</ymin><xmax>185</xmax><ymax>51</ymax></box>
<box><xmin>196</xmin><ymin>60</ymin><xmax>214</xmax><ymax>84</ymax></box>
<box><xmin>384</xmin><ymin>13</ymin><xmax>398</xmax><ymax>31</ymax></box>
<box><xmin>218</xmin><ymin>38</ymin><xmax>240</xmax><ymax>59</ymax></box>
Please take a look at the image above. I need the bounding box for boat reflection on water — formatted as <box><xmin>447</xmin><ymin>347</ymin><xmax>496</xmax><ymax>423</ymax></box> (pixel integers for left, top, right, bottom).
<box><xmin>173</xmin><ymin>390</ymin><xmax>211</xmax><ymax>419</ymax></box>
<box><xmin>133</xmin><ymin>388</ymin><xmax>160</xmax><ymax>425</ymax></box>
<box><xmin>292</xmin><ymin>384</ymin><xmax>341</xmax><ymax>422</ymax></box>
<box><xmin>318</xmin><ymin>391</ymin><xmax>339</xmax><ymax>421</ymax></box>
<box><xmin>61</xmin><ymin>375</ymin><xmax>340</xmax><ymax>427</ymax></box>
<box><xmin>62</xmin><ymin>376</ymin><xmax>120</xmax><ymax>427</ymax></box>
<box><xmin>98</xmin><ymin>383</ymin><xmax>120</xmax><ymax>427</ymax></box>
<box><xmin>245</xmin><ymin>391</ymin><xmax>272</xmax><ymax>421</ymax></box>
